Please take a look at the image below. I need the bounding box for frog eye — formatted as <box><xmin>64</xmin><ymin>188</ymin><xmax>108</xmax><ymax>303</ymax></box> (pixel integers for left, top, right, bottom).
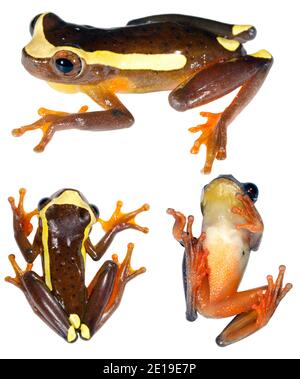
<box><xmin>52</xmin><ymin>51</ymin><xmax>83</xmax><ymax>77</ymax></box>
<box><xmin>30</xmin><ymin>14</ymin><xmax>42</xmax><ymax>35</ymax></box>
<box><xmin>243</xmin><ymin>182</ymin><xmax>259</xmax><ymax>202</ymax></box>
<box><xmin>90</xmin><ymin>204</ymin><xmax>100</xmax><ymax>218</ymax></box>
<box><xmin>38</xmin><ymin>197</ymin><xmax>50</xmax><ymax>210</ymax></box>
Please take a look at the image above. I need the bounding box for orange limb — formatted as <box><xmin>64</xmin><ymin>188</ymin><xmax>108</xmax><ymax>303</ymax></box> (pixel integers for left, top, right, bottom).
<box><xmin>166</xmin><ymin>208</ymin><xmax>186</xmax><ymax>242</ymax></box>
<box><xmin>5</xmin><ymin>254</ymin><xmax>33</xmax><ymax>289</ymax></box>
<box><xmin>8</xmin><ymin>188</ymin><xmax>38</xmax><ymax>236</ymax></box>
<box><xmin>232</xmin><ymin>193</ymin><xmax>264</xmax><ymax>233</ymax></box>
<box><xmin>99</xmin><ymin>201</ymin><xmax>149</xmax><ymax>233</ymax></box>
<box><xmin>216</xmin><ymin>266</ymin><xmax>292</xmax><ymax>346</ymax></box>
<box><xmin>93</xmin><ymin>243</ymin><xmax>146</xmax><ymax>329</ymax></box>
<box><xmin>189</xmin><ymin>111</ymin><xmax>224</xmax><ymax>174</ymax></box>
<box><xmin>12</xmin><ymin>105</ymin><xmax>88</xmax><ymax>152</ymax></box>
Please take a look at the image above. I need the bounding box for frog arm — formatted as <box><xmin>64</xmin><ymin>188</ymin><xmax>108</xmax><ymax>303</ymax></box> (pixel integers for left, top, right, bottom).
<box><xmin>85</xmin><ymin>201</ymin><xmax>149</xmax><ymax>261</ymax></box>
<box><xmin>12</xmin><ymin>84</ymin><xmax>134</xmax><ymax>152</ymax></box>
<box><xmin>127</xmin><ymin>14</ymin><xmax>256</xmax><ymax>43</ymax></box>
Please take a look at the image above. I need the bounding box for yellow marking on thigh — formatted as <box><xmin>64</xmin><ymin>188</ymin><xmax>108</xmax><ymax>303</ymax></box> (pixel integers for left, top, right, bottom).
<box><xmin>250</xmin><ymin>49</ymin><xmax>272</xmax><ymax>59</ymax></box>
<box><xmin>26</xmin><ymin>14</ymin><xmax>187</xmax><ymax>71</ymax></box>
<box><xmin>217</xmin><ymin>37</ymin><xmax>240</xmax><ymax>52</ymax></box>
<box><xmin>232</xmin><ymin>24</ymin><xmax>253</xmax><ymax>36</ymax></box>
<box><xmin>67</xmin><ymin>326</ymin><xmax>77</xmax><ymax>342</ymax></box>
<box><xmin>80</xmin><ymin>324</ymin><xmax>91</xmax><ymax>340</ymax></box>
<box><xmin>69</xmin><ymin>314</ymin><xmax>81</xmax><ymax>329</ymax></box>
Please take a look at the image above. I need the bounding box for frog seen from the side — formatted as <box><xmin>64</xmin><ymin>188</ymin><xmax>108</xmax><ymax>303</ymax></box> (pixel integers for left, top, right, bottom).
<box><xmin>6</xmin><ymin>188</ymin><xmax>149</xmax><ymax>342</ymax></box>
<box><xmin>168</xmin><ymin>175</ymin><xmax>291</xmax><ymax>345</ymax></box>
<box><xmin>15</xmin><ymin>13</ymin><xmax>273</xmax><ymax>173</ymax></box>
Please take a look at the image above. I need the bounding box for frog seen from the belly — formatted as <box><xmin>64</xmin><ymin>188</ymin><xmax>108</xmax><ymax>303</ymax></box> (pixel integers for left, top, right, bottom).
<box><xmin>15</xmin><ymin>13</ymin><xmax>273</xmax><ymax>173</ymax></box>
<box><xmin>168</xmin><ymin>175</ymin><xmax>292</xmax><ymax>345</ymax></box>
<box><xmin>6</xmin><ymin>188</ymin><xmax>149</xmax><ymax>342</ymax></box>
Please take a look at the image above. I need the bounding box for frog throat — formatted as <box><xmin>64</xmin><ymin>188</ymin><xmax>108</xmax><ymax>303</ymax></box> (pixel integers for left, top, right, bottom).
<box><xmin>39</xmin><ymin>190</ymin><xmax>96</xmax><ymax>291</ymax></box>
<box><xmin>25</xmin><ymin>13</ymin><xmax>187</xmax><ymax>71</ymax></box>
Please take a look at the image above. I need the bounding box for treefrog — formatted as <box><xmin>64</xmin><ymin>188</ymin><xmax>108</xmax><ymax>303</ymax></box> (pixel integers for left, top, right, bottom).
<box><xmin>5</xmin><ymin>188</ymin><xmax>149</xmax><ymax>342</ymax></box>
<box><xmin>15</xmin><ymin>13</ymin><xmax>273</xmax><ymax>173</ymax></box>
<box><xmin>167</xmin><ymin>175</ymin><xmax>291</xmax><ymax>346</ymax></box>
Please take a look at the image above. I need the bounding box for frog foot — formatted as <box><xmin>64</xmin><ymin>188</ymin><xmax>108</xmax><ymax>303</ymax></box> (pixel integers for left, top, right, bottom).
<box><xmin>12</xmin><ymin>105</ymin><xmax>88</xmax><ymax>152</ymax></box>
<box><xmin>99</xmin><ymin>201</ymin><xmax>150</xmax><ymax>233</ymax></box>
<box><xmin>8</xmin><ymin>188</ymin><xmax>38</xmax><ymax>236</ymax></box>
<box><xmin>252</xmin><ymin>266</ymin><xmax>292</xmax><ymax>328</ymax></box>
<box><xmin>189</xmin><ymin>112</ymin><xmax>226</xmax><ymax>174</ymax></box>
<box><xmin>112</xmin><ymin>243</ymin><xmax>146</xmax><ymax>285</ymax></box>
<box><xmin>5</xmin><ymin>254</ymin><xmax>33</xmax><ymax>289</ymax></box>
<box><xmin>232</xmin><ymin>193</ymin><xmax>264</xmax><ymax>233</ymax></box>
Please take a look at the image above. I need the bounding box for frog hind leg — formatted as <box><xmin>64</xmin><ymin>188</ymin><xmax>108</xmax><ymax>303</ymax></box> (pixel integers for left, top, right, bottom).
<box><xmin>216</xmin><ymin>266</ymin><xmax>292</xmax><ymax>347</ymax></box>
<box><xmin>82</xmin><ymin>243</ymin><xmax>145</xmax><ymax>339</ymax></box>
<box><xmin>169</xmin><ymin>53</ymin><xmax>273</xmax><ymax>174</ymax></box>
<box><xmin>127</xmin><ymin>15</ymin><xmax>256</xmax><ymax>42</ymax></box>
<box><xmin>5</xmin><ymin>255</ymin><xmax>75</xmax><ymax>342</ymax></box>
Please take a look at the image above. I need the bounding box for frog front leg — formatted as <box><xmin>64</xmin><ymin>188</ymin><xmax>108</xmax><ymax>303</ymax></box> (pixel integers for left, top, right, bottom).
<box><xmin>12</xmin><ymin>83</ymin><xmax>134</xmax><ymax>152</ymax></box>
<box><xmin>81</xmin><ymin>243</ymin><xmax>145</xmax><ymax>339</ymax></box>
<box><xmin>85</xmin><ymin>201</ymin><xmax>149</xmax><ymax>261</ymax></box>
<box><xmin>5</xmin><ymin>255</ymin><xmax>77</xmax><ymax>342</ymax></box>
<box><xmin>8</xmin><ymin>188</ymin><xmax>41</xmax><ymax>263</ymax></box>
<box><xmin>169</xmin><ymin>53</ymin><xmax>273</xmax><ymax>173</ymax></box>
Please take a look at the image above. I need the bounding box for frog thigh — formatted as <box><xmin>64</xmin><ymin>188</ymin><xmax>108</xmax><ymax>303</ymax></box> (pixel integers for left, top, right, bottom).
<box><xmin>82</xmin><ymin>260</ymin><xmax>118</xmax><ymax>339</ymax></box>
<box><xmin>21</xmin><ymin>271</ymin><xmax>75</xmax><ymax>342</ymax></box>
<box><xmin>127</xmin><ymin>14</ymin><xmax>256</xmax><ymax>42</ymax></box>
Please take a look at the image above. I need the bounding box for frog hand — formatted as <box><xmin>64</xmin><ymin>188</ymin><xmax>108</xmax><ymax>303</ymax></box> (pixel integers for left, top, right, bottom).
<box><xmin>189</xmin><ymin>112</ymin><xmax>225</xmax><ymax>174</ymax></box>
<box><xmin>99</xmin><ymin>201</ymin><xmax>150</xmax><ymax>234</ymax></box>
<box><xmin>232</xmin><ymin>193</ymin><xmax>264</xmax><ymax>233</ymax></box>
<box><xmin>5</xmin><ymin>254</ymin><xmax>33</xmax><ymax>289</ymax></box>
<box><xmin>8</xmin><ymin>188</ymin><xmax>38</xmax><ymax>237</ymax></box>
<box><xmin>166</xmin><ymin>208</ymin><xmax>187</xmax><ymax>243</ymax></box>
<box><xmin>252</xmin><ymin>266</ymin><xmax>292</xmax><ymax>328</ymax></box>
<box><xmin>12</xmin><ymin>106</ymin><xmax>88</xmax><ymax>152</ymax></box>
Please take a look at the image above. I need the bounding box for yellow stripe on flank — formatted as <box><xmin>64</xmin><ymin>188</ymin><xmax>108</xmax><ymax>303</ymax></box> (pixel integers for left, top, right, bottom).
<box><xmin>26</xmin><ymin>14</ymin><xmax>187</xmax><ymax>71</ymax></box>
<box><xmin>250</xmin><ymin>49</ymin><xmax>272</xmax><ymax>59</ymax></box>
<box><xmin>39</xmin><ymin>190</ymin><xmax>97</xmax><ymax>290</ymax></box>
<box><xmin>232</xmin><ymin>24</ymin><xmax>253</xmax><ymax>36</ymax></box>
<box><xmin>217</xmin><ymin>37</ymin><xmax>240</xmax><ymax>52</ymax></box>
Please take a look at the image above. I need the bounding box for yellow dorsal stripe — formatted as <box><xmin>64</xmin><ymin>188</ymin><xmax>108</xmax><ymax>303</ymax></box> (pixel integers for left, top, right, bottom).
<box><xmin>39</xmin><ymin>190</ymin><xmax>96</xmax><ymax>290</ymax></box>
<box><xmin>25</xmin><ymin>13</ymin><xmax>187</xmax><ymax>71</ymax></box>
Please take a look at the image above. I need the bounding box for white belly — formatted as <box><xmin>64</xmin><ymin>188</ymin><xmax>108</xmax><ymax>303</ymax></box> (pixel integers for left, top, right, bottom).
<box><xmin>203</xmin><ymin>222</ymin><xmax>249</xmax><ymax>302</ymax></box>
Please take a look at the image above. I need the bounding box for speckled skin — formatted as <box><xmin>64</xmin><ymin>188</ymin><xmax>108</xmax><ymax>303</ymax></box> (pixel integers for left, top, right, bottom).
<box><xmin>6</xmin><ymin>189</ymin><xmax>148</xmax><ymax>342</ymax></box>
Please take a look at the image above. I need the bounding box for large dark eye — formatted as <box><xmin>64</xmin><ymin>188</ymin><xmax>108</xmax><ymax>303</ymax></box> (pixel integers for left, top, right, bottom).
<box><xmin>38</xmin><ymin>197</ymin><xmax>50</xmax><ymax>210</ymax></box>
<box><xmin>243</xmin><ymin>182</ymin><xmax>259</xmax><ymax>202</ymax></box>
<box><xmin>30</xmin><ymin>14</ymin><xmax>41</xmax><ymax>35</ymax></box>
<box><xmin>52</xmin><ymin>50</ymin><xmax>82</xmax><ymax>77</ymax></box>
<box><xmin>55</xmin><ymin>58</ymin><xmax>74</xmax><ymax>74</ymax></box>
<box><xmin>90</xmin><ymin>204</ymin><xmax>99</xmax><ymax>218</ymax></box>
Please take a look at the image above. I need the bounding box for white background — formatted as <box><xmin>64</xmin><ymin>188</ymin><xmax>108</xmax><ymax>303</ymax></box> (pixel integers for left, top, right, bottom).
<box><xmin>1</xmin><ymin>0</ymin><xmax>299</xmax><ymax>359</ymax></box>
